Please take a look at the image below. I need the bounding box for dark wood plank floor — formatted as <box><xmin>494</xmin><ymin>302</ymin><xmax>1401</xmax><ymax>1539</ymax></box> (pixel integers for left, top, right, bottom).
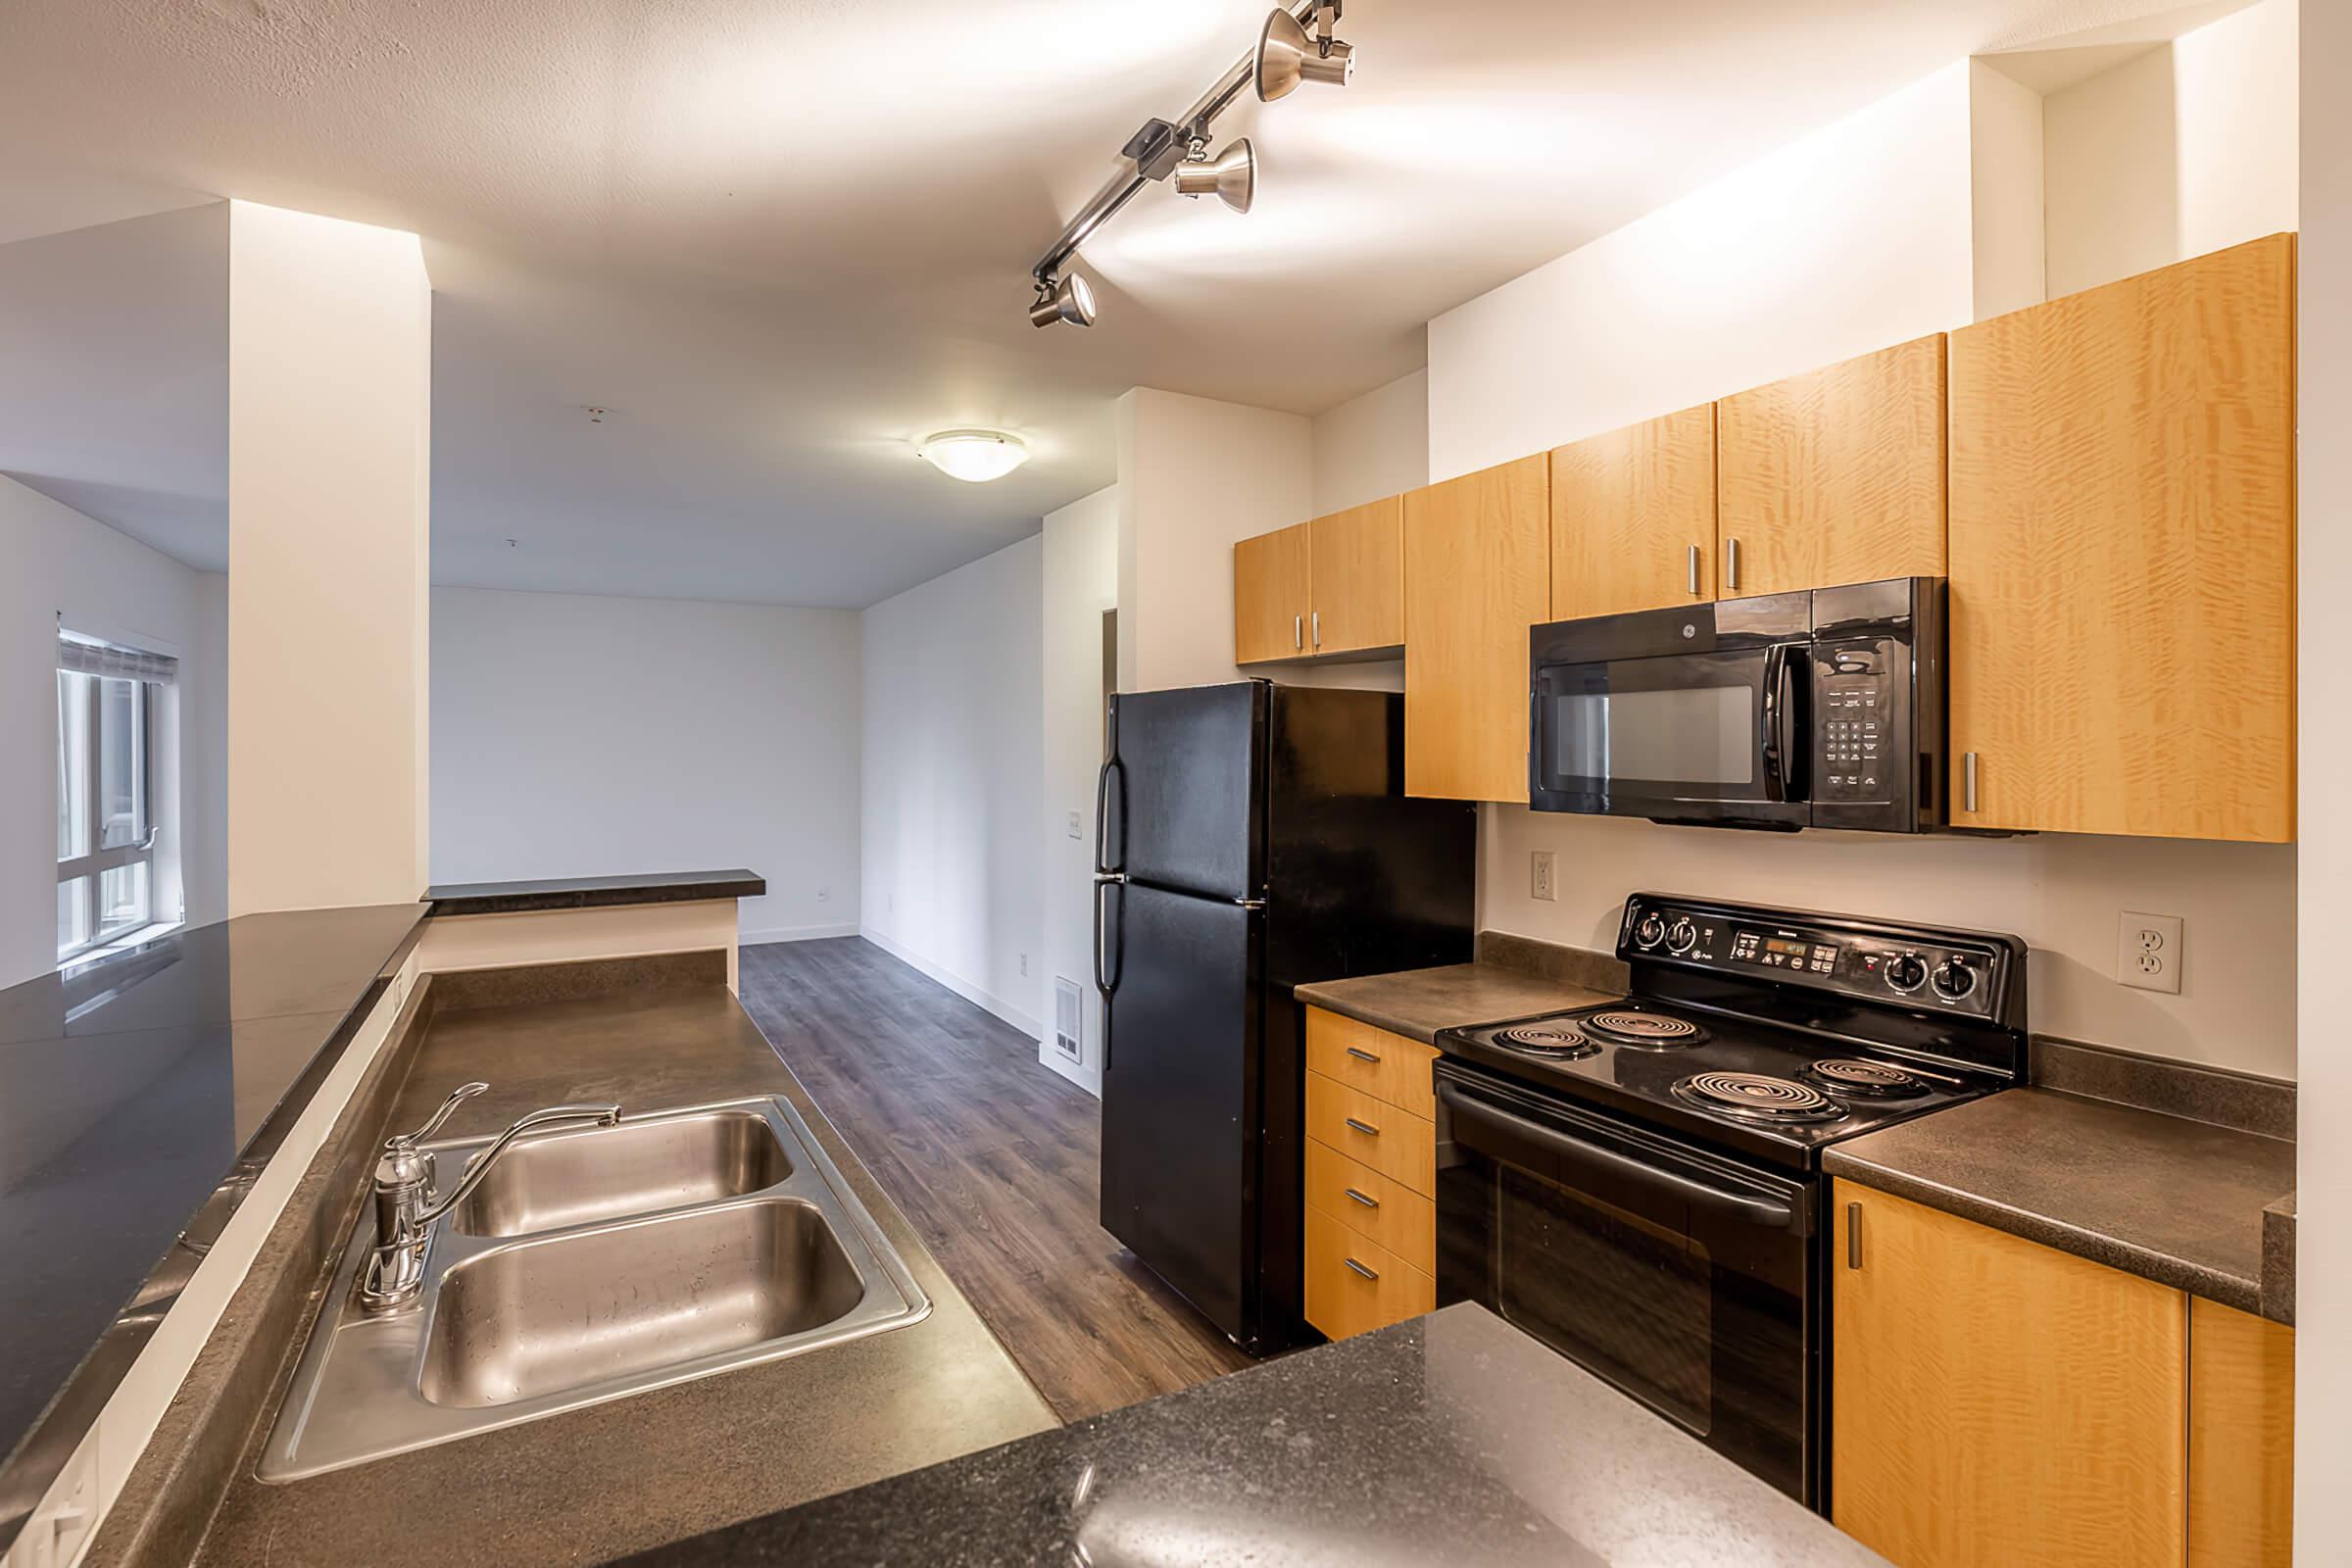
<box><xmin>737</xmin><ymin>937</ymin><xmax>1253</xmax><ymax>1422</ymax></box>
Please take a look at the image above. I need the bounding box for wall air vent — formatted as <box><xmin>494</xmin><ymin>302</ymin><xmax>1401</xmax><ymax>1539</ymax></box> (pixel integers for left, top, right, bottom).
<box><xmin>1054</xmin><ymin>977</ymin><xmax>1084</xmax><ymax>1061</ymax></box>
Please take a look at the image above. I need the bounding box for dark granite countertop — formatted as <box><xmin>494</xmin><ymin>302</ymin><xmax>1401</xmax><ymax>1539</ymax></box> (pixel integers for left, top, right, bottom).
<box><xmin>190</xmin><ymin>980</ymin><xmax>1056</xmax><ymax>1566</ymax></box>
<box><xmin>426</xmin><ymin>867</ymin><xmax>765</xmax><ymax>916</ymax></box>
<box><xmin>614</xmin><ymin>1302</ymin><xmax>1886</xmax><ymax>1568</ymax></box>
<box><xmin>1825</xmin><ymin>1088</ymin><xmax>2296</xmax><ymax>1321</ymax></box>
<box><xmin>0</xmin><ymin>905</ymin><xmax>428</xmax><ymax>1484</ymax></box>
<box><xmin>1296</xmin><ymin>962</ymin><xmax>1617</xmax><ymax>1044</ymax></box>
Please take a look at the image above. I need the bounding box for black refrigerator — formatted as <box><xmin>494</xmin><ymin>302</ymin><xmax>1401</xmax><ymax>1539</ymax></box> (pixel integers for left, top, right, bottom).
<box><xmin>1093</xmin><ymin>680</ymin><xmax>1476</xmax><ymax>1353</ymax></box>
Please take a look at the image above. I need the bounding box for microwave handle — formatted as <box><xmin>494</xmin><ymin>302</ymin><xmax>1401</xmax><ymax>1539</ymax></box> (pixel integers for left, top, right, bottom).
<box><xmin>1440</xmin><ymin>1082</ymin><xmax>1806</xmax><ymax>1233</ymax></box>
<box><xmin>1760</xmin><ymin>644</ymin><xmax>1794</xmax><ymax>802</ymax></box>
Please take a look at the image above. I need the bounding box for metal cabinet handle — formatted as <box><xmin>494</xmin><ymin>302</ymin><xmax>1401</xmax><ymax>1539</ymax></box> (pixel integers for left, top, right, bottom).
<box><xmin>1345</xmin><ymin>1047</ymin><xmax>1380</xmax><ymax>1063</ymax></box>
<box><xmin>1343</xmin><ymin>1116</ymin><xmax>1380</xmax><ymax>1138</ymax></box>
<box><xmin>1311</xmin><ymin>610</ymin><xmax>1321</xmax><ymax>648</ymax></box>
<box><xmin>1688</xmin><ymin>543</ymin><xmax>1701</xmax><ymax>597</ymax></box>
<box><xmin>1963</xmin><ymin>753</ymin><xmax>1980</xmax><ymax>813</ymax></box>
<box><xmin>1343</xmin><ymin>1256</ymin><xmax>1380</xmax><ymax>1282</ymax></box>
<box><xmin>1293</xmin><ymin>613</ymin><xmax>1302</xmax><ymax>650</ymax></box>
<box><xmin>1725</xmin><ymin>536</ymin><xmax>1741</xmax><ymax>593</ymax></box>
<box><xmin>1344</xmin><ymin>1188</ymin><xmax>1380</xmax><ymax>1209</ymax></box>
<box><xmin>1846</xmin><ymin>1202</ymin><xmax>1863</xmax><ymax>1269</ymax></box>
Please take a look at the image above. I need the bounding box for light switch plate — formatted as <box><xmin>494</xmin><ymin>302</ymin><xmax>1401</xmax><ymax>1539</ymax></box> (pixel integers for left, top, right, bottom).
<box><xmin>2118</xmin><ymin>911</ymin><xmax>2183</xmax><ymax>995</ymax></box>
<box><xmin>1066</xmin><ymin>809</ymin><xmax>1083</xmax><ymax>840</ymax></box>
<box><xmin>1531</xmin><ymin>851</ymin><xmax>1556</xmax><ymax>902</ymax></box>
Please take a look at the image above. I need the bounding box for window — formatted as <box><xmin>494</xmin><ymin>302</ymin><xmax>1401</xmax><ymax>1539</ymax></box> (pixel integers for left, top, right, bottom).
<box><xmin>56</xmin><ymin>632</ymin><xmax>175</xmax><ymax>963</ymax></box>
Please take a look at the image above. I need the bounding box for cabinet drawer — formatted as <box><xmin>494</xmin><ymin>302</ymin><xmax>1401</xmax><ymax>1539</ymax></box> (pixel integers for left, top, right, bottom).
<box><xmin>1305</xmin><ymin>1008</ymin><xmax>1437</xmax><ymax>1118</ymax></box>
<box><xmin>1304</xmin><ymin>1139</ymin><xmax>1435</xmax><ymax>1273</ymax></box>
<box><xmin>1305</xmin><ymin>1202</ymin><xmax>1434</xmax><ymax>1342</ymax></box>
<box><xmin>1305</xmin><ymin>1071</ymin><xmax>1435</xmax><ymax>1197</ymax></box>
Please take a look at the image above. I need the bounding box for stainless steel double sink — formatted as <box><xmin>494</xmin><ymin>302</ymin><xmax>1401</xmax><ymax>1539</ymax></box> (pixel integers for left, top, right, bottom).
<box><xmin>261</xmin><ymin>1095</ymin><xmax>930</xmax><ymax>1480</ymax></box>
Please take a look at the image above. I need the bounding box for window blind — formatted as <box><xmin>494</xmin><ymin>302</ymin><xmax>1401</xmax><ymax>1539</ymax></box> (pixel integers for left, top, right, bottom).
<box><xmin>57</xmin><ymin>633</ymin><xmax>178</xmax><ymax>685</ymax></box>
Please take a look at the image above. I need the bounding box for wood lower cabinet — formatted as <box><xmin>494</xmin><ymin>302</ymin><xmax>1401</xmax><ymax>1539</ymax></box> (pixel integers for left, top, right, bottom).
<box><xmin>1302</xmin><ymin>1006</ymin><xmax>1438</xmax><ymax>1343</ymax></box>
<box><xmin>1946</xmin><ymin>233</ymin><xmax>2296</xmax><ymax>841</ymax></box>
<box><xmin>1834</xmin><ymin>1180</ymin><xmax>2297</xmax><ymax>1568</ymax></box>
<box><xmin>1308</xmin><ymin>495</ymin><xmax>1404</xmax><ymax>656</ymax></box>
<box><xmin>1233</xmin><ymin>522</ymin><xmax>1311</xmax><ymax>663</ymax></box>
<box><xmin>1401</xmin><ymin>454</ymin><xmax>1550</xmax><ymax>802</ymax></box>
<box><xmin>1549</xmin><ymin>403</ymin><xmax>1717</xmax><ymax>618</ymax></box>
<box><xmin>1716</xmin><ymin>334</ymin><xmax>1947</xmax><ymax>598</ymax></box>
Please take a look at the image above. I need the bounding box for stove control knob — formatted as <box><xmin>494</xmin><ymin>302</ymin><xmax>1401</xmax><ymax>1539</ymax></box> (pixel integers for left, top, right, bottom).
<box><xmin>1885</xmin><ymin>951</ymin><xmax>1929</xmax><ymax>993</ymax></box>
<box><xmin>1635</xmin><ymin>913</ymin><xmax>1667</xmax><ymax>950</ymax></box>
<box><xmin>1932</xmin><ymin>957</ymin><xmax>1978</xmax><ymax>1002</ymax></box>
<box><xmin>1666</xmin><ymin>917</ymin><xmax>1698</xmax><ymax>956</ymax></box>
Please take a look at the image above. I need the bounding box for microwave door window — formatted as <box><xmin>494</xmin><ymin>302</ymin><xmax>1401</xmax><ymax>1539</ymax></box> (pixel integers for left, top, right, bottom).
<box><xmin>1548</xmin><ymin>656</ymin><xmax>1763</xmax><ymax>805</ymax></box>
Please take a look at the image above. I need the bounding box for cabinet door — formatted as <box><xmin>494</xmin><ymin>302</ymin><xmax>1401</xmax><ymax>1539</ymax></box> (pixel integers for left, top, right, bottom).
<box><xmin>1832</xmin><ymin>1180</ymin><xmax>2187</xmax><ymax>1568</ymax></box>
<box><xmin>1946</xmin><ymin>234</ymin><xmax>2295</xmax><ymax>840</ymax></box>
<box><xmin>1549</xmin><ymin>404</ymin><xmax>1717</xmax><ymax>618</ymax></box>
<box><xmin>2187</xmin><ymin>1297</ymin><xmax>2294</xmax><ymax>1568</ymax></box>
<box><xmin>1401</xmin><ymin>455</ymin><xmax>1549</xmax><ymax>802</ymax></box>
<box><xmin>1233</xmin><ymin>522</ymin><xmax>1311</xmax><ymax>664</ymax></box>
<box><xmin>1308</xmin><ymin>495</ymin><xmax>1404</xmax><ymax>655</ymax></box>
<box><xmin>1716</xmin><ymin>334</ymin><xmax>1947</xmax><ymax>597</ymax></box>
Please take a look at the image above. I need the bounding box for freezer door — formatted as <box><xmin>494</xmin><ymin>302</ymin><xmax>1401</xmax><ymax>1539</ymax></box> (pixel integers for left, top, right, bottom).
<box><xmin>1105</xmin><ymin>683</ymin><xmax>1266</xmax><ymax>903</ymax></box>
<box><xmin>1098</xmin><ymin>879</ymin><xmax>1262</xmax><ymax>1342</ymax></box>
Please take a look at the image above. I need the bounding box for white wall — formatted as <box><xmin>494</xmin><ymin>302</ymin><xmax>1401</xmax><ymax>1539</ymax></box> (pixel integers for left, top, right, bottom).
<box><xmin>226</xmin><ymin>201</ymin><xmax>431</xmax><ymax>915</ymax></box>
<box><xmin>860</xmin><ymin>534</ymin><xmax>1045</xmax><ymax>1036</ymax></box>
<box><xmin>1310</xmin><ymin>368</ymin><xmax>1429</xmax><ymax>515</ymax></box>
<box><xmin>2044</xmin><ymin>0</ymin><xmax>2299</xmax><ymax>295</ymax></box>
<box><xmin>429</xmin><ymin>586</ymin><xmax>860</xmax><ymax>945</ymax></box>
<box><xmin>1426</xmin><ymin>51</ymin><xmax>2299</xmax><ymax>1079</ymax></box>
<box><xmin>0</xmin><ymin>476</ymin><xmax>223</xmax><ymax>989</ymax></box>
<box><xmin>2298</xmin><ymin>0</ymin><xmax>2350</xmax><ymax>1547</ymax></box>
<box><xmin>1039</xmin><ymin>486</ymin><xmax>1117</xmax><ymax>1094</ymax></box>
<box><xmin>1115</xmin><ymin>388</ymin><xmax>1312</xmax><ymax>693</ymax></box>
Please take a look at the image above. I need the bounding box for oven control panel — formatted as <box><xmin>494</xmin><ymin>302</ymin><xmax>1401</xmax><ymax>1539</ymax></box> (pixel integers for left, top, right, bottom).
<box><xmin>1617</xmin><ymin>893</ymin><xmax>2020</xmax><ymax>1023</ymax></box>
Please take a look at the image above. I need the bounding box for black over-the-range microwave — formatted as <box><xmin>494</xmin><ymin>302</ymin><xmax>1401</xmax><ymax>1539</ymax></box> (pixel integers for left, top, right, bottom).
<box><xmin>1528</xmin><ymin>576</ymin><xmax>1945</xmax><ymax>832</ymax></box>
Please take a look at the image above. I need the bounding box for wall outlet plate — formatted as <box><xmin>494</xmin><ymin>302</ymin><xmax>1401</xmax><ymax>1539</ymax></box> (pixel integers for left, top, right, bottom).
<box><xmin>1066</xmin><ymin>809</ymin><xmax>1083</xmax><ymax>840</ymax></box>
<box><xmin>1531</xmin><ymin>850</ymin><xmax>1556</xmax><ymax>902</ymax></box>
<box><xmin>2118</xmin><ymin>911</ymin><xmax>2183</xmax><ymax>995</ymax></box>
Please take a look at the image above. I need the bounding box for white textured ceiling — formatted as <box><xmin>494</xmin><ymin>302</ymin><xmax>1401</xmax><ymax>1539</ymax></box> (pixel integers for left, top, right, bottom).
<box><xmin>0</xmin><ymin>0</ymin><xmax>2202</xmax><ymax>606</ymax></box>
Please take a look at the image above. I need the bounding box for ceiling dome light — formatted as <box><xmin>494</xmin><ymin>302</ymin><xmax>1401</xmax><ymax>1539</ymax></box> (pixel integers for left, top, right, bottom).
<box><xmin>1172</xmin><ymin>138</ymin><xmax>1256</xmax><ymax>214</ymax></box>
<box><xmin>1029</xmin><ymin>271</ymin><xmax>1098</xmax><ymax>329</ymax></box>
<box><xmin>1255</xmin><ymin>8</ymin><xmax>1354</xmax><ymax>102</ymax></box>
<box><xmin>917</xmin><ymin>428</ymin><xmax>1030</xmax><ymax>483</ymax></box>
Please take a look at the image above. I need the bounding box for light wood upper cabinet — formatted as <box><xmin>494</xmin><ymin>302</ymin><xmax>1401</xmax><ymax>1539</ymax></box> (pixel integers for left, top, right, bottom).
<box><xmin>1401</xmin><ymin>455</ymin><xmax>1550</xmax><ymax>802</ymax></box>
<box><xmin>1716</xmin><ymin>334</ymin><xmax>1948</xmax><ymax>597</ymax></box>
<box><xmin>2187</xmin><ymin>1297</ymin><xmax>2295</xmax><ymax>1568</ymax></box>
<box><xmin>1946</xmin><ymin>234</ymin><xmax>2296</xmax><ymax>841</ymax></box>
<box><xmin>1549</xmin><ymin>404</ymin><xmax>1717</xmax><ymax>618</ymax></box>
<box><xmin>1832</xmin><ymin>1180</ymin><xmax>2189</xmax><ymax>1568</ymax></box>
<box><xmin>1233</xmin><ymin>521</ymin><xmax>1311</xmax><ymax>664</ymax></box>
<box><xmin>1307</xmin><ymin>496</ymin><xmax>1404</xmax><ymax>656</ymax></box>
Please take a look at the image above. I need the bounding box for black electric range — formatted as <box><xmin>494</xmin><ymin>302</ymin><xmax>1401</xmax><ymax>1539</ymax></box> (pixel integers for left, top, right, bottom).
<box><xmin>1431</xmin><ymin>892</ymin><xmax>2029</xmax><ymax>1510</ymax></box>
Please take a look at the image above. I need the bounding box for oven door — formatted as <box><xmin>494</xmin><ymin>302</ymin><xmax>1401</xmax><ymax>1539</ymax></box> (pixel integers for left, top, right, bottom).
<box><xmin>1434</xmin><ymin>1061</ymin><xmax>1821</xmax><ymax>1503</ymax></box>
<box><xmin>1530</xmin><ymin>641</ymin><xmax>1807</xmax><ymax>827</ymax></box>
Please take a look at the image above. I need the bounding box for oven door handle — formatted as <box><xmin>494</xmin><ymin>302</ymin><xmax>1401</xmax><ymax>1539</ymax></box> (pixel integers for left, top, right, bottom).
<box><xmin>1439</xmin><ymin>1082</ymin><xmax>1809</xmax><ymax>1234</ymax></box>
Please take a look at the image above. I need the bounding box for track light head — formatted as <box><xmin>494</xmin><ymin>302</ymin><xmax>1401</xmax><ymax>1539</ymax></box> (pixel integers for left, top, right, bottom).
<box><xmin>1029</xmin><ymin>271</ymin><xmax>1098</xmax><ymax>329</ymax></box>
<box><xmin>1255</xmin><ymin>8</ymin><xmax>1354</xmax><ymax>103</ymax></box>
<box><xmin>1172</xmin><ymin>138</ymin><xmax>1255</xmax><ymax>214</ymax></box>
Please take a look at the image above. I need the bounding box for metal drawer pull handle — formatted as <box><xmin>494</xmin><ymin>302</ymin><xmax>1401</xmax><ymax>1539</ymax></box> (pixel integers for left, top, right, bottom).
<box><xmin>1345</xmin><ymin>1047</ymin><xmax>1381</xmax><ymax>1063</ymax></box>
<box><xmin>1343</xmin><ymin>1256</ymin><xmax>1379</xmax><ymax>1282</ymax></box>
<box><xmin>1343</xmin><ymin>1187</ymin><xmax>1379</xmax><ymax>1209</ymax></box>
<box><xmin>1343</xmin><ymin>1116</ymin><xmax>1380</xmax><ymax>1137</ymax></box>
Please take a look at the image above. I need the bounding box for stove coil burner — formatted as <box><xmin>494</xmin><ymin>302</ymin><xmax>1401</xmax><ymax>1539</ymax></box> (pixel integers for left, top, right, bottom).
<box><xmin>1581</xmin><ymin>1009</ymin><xmax>1708</xmax><ymax>1049</ymax></box>
<box><xmin>1672</xmin><ymin>1071</ymin><xmax>1846</xmax><ymax>1124</ymax></box>
<box><xmin>1801</xmin><ymin>1057</ymin><xmax>1932</xmax><ymax>1100</ymax></box>
<box><xmin>1490</xmin><ymin>1023</ymin><xmax>1599</xmax><ymax>1060</ymax></box>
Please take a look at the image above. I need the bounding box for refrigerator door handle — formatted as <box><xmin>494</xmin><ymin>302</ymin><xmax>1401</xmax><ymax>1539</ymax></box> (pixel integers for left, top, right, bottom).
<box><xmin>1093</xmin><ymin>758</ymin><xmax>1126</xmax><ymax>876</ymax></box>
<box><xmin>1093</xmin><ymin>874</ymin><xmax>1126</xmax><ymax>1000</ymax></box>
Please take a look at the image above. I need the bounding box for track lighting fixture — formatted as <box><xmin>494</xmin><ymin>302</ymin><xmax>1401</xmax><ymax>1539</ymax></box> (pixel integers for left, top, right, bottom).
<box><xmin>1024</xmin><ymin>2</ymin><xmax>1357</xmax><ymax>325</ymax></box>
<box><xmin>1171</xmin><ymin>138</ymin><xmax>1255</xmax><ymax>214</ymax></box>
<box><xmin>1254</xmin><ymin>6</ymin><xmax>1354</xmax><ymax>102</ymax></box>
<box><xmin>1029</xmin><ymin>271</ymin><xmax>1098</xmax><ymax>329</ymax></box>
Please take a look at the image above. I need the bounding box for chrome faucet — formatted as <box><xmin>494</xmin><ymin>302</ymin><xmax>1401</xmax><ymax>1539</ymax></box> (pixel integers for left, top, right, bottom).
<box><xmin>360</xmin><ymin>1081</ymin><xmax>620</xmax><ymax>1313</ymax></box>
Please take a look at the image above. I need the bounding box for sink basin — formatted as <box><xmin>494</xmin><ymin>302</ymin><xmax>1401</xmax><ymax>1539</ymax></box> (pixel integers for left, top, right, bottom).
<box><xmin>260</xmin><ymin>1095</ymin><xmax>929</xmax><ymax>1480</ymax></box>
<box><xmin>445</xmin><ymin>1108</ymin><xmax>792</xmax><ymax>1237</ymax></box>
<box><xmin>420</xmin><ymin>1198</ymin><xmax>863</xmax><ymax>1407</ymax></box>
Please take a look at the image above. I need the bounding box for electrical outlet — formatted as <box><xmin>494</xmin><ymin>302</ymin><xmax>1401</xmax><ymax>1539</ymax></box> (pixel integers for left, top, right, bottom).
<box><xmin>1531</xmin><ymin>850</ymin><xmax>1556</xmax><ymax>902</ymax></box>
<box><xmin>2117</xmin><ymin>911</ymin><xmax>2183</xmax><ymax>995</ymax></box>
<box><xmin>1066</xmin><ymin>809</ymin><xmax>1083</xmax><ymax>840</ymax></box>
<box><xmin>1019</xmin><ymin>953</ymin><xmax>1029</xmax><ymax>977</ymax></box>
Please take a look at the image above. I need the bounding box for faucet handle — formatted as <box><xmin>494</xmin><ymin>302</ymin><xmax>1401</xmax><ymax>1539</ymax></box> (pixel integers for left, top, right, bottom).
<box><xmin>397</xmin><ymin>1081</ymin><xmax>488</xmax><ymax>1149</ymax></box>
